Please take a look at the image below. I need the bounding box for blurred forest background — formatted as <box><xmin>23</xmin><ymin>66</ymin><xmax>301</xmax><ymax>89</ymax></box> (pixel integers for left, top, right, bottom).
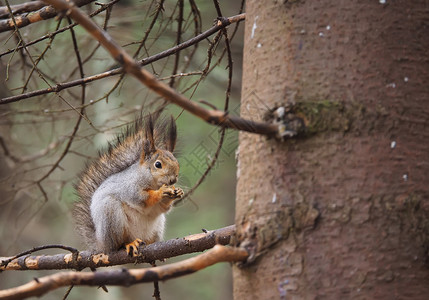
<box><xmin>0</xmin><ymin>0</ymin><xmax>244</xmax><ymax>299</ymax></box>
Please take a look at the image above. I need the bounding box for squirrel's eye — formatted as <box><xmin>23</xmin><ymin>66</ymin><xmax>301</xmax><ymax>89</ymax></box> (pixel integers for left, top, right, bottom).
<box><xmin>154</xmin><ymin>161</ymin><xmax>162</xmax><ymax>169</ymax></box>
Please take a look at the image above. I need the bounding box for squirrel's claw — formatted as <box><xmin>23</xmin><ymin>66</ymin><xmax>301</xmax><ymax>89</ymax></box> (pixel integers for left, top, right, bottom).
<box><xmin>173</xmin><ymin>187</ymin><xmax>184</xmax><ymax>199</ymax></box>
<box><xmin>161</xmin><ymin>185</ymin><xmax>183</xmax><ymax>199</ymax></box>
<box><xmin>125</xmin><ymin>238</ymin><xmax>144</xmax><ymax>257</ymax></box>
<box><xmin>159</xmin><ymin>186</ymin><xmax>184</xmax><ymax>211</ymax></box>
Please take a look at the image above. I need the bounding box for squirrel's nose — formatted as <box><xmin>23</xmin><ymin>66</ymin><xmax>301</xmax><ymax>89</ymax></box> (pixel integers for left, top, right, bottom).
<box><xmin>169</xmin><ymin>176</ymin><xmax>177</xmax><ymax>185</ymax></box>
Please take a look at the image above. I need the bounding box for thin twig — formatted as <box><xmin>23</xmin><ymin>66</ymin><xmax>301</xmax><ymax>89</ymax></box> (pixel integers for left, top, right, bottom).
<box><xmin>0</xmin><ymin>13</ymin><xmax>246</xmax><ymax>105</ymax></box>
<box><xmin>61</xmin><ymin>285</ymin><xmax>74</xmax><ymax>300</ymax></box>
<box><xmin>34</xmin><ymin>16</ymin><xmax>88</xmax><ymax>184</ymax></box>
<box><xmin>168</xmin><ymin>0</ymin><xmax>183</xmax><ymax>88</ymax></box>
<box><xmin>0</xmin><ymin>135</ymin><xmax>68</xmax><ymax>163</ymax></box>
<box><xmin>4</xmin><ymin>0</ymin><xmax>91</xmax><ymax>124</ymax></box>
<box><xmin>179</xmin><ymin>1</ymin><xmax>235</xmax><ymax>203</ymax></box>
<box><xmin>151</xmin><ymin>262</ymin><xmax>161</xmax><ymax>300</ymax></box>
<box><xmin>99</xmin><ymin>0</ymin><xmax>166</xmax><ymax>105</ymax></box>
<box><xmin>133</xmin><ymin>0</ymin><xmax>165</xmax><ymax>59</ymax></box>
<box><xmin>66</xmin><ymin>0</ymin><xmax>115</xmax><ymax>80</ymax></box>
<box><xmin>40</xmin><ymin>1</ymin><xmax>278</xmax><ymax>136</ymax></box>
<box><xmin>20</xmin><ymin>14</ymin><xmax>62</xmax><ymax>93</ymax></box>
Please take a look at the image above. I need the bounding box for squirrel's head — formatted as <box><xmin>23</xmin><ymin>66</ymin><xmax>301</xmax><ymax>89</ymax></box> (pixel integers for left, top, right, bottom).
<box><xmin>140</xmin><ymin>115</ymin><xmax>179</xmax><ymax>188</ymax></box>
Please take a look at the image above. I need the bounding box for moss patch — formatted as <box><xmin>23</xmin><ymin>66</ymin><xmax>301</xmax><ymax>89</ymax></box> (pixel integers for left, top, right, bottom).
<box><xmin>265</xmin><ymin>101</ymin><xmax>365</xmax><ymax>137</ymax></box>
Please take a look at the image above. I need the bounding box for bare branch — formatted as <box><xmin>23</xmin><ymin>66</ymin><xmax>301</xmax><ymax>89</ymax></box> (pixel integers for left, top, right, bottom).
<box><xmin>178</xmin><ymin>0</ymin><xmax>235</xmax><ymax>203</ymax></box>
<box><xmin>0</xmin><ymin>245</ymin><xmax>248</xmax><ymax>300</ymax></box>
<box><xmin>34</xmin><ymin>16</ymin><xmax>88</xmax><ymax>184</ymax></box>
<box><xmin>0</xmin><ymin>225</ymin><xmax>235</xmax><ymax>271</ymax></box>
<box><xmin>132</xmin><ymin>0</ymin><xmax>165</xmax><ymax>59</ymax></box>
<box><xmin>0</xmin><ymin>0</ymin><xmax>119</xmax><ymax>58</ymax></box>
<box><xmin>4</xmin><ymin>0</ymin><xmax>91</xmax><ymax>125</ymax></box>
<box><xmin>0</xmin><ymin>12</ymin><xmax>246</xmax><ymax>104</ymax></box>
<box><xmin>0</xmin><ymin>245</ymin><xmax>79</xmax><ymax>270</ymax></box>
<box><xmin>40</xmin><ymin>0</ymin><xmax>278</xmax><ymax>137</ymax></box>
<box><xmin>0</xmin><ymin>1</ymin><xmax>46</xmax><ymax>19</ymax></box>
<box><xmin>0</xmin><ymin>0</ymin><xmax>95</xmax><ymax>33</ymax></box>
<box><xmin>168</xmin><ymin>0</ymin><xmax>183</xmax><ymax>88</ymax></box>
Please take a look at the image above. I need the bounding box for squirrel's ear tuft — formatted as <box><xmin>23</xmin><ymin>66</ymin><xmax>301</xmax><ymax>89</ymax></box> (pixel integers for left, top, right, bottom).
<box><xmin>142</xmin><ymin>114</ymin><xmax>156</xmax><ymax>161</ymax></box>
<box><xmin>165</xmin><ymin>116</ymin><xmax>177</xmax><ymax>152</ymax></box>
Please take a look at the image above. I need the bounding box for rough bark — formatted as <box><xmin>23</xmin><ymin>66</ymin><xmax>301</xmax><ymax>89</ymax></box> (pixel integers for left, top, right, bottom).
<box><xmin>233</xmin><ymin>1</ymin><xmax>429</xmax><ymax>299</ymax></box>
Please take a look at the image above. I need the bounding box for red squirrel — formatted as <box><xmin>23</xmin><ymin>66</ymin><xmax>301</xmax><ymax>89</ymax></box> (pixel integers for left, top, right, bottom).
<box><xmin>73</xmin><ymin>115</ymin><xmax>183</xmax><ymax>256</ymax></box>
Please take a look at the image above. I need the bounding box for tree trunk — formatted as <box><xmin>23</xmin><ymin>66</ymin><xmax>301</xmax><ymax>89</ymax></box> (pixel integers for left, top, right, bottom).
<box><xmin>233</xmin><ymin>1</ymin><xmax>429</xmax><ymax>299</ymax></box>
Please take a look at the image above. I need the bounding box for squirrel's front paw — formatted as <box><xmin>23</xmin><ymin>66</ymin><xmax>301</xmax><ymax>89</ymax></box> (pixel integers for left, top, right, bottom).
<box><xmin>161</xmin><ymin>185</ymin><xmax>184</xmax><ymax>200</ymax></box>
<box><xmin>159</xmin><ymin>185</ymin><xmax>183</xmax><ymax>210</ymax></box>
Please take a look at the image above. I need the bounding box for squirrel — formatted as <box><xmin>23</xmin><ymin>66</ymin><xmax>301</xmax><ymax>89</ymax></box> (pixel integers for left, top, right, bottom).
<box><xmin>73</xmin><ymin>115</ymin><xmax>184</xmax><ymax>256</ymax></box>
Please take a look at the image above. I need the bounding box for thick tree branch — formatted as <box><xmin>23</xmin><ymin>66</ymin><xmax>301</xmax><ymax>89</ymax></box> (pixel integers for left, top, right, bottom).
<box><xmin>0</xmin><ymin>0</ymin><xmax>94</xmax><ymax>33</ymax></box>
<box><xmin>0</xmin><ymin>245</ymin><xmax>248</xmax><ymax>300</ymax></box>
<box><xmin>41</xmin><ymin>0</ymin><xmax>280</xmax><ymax>137</ymax></box>
<box><xmin>0</xmin><ymin>225</ymin><xmax>235</xmax><ymax>271</ymax></box>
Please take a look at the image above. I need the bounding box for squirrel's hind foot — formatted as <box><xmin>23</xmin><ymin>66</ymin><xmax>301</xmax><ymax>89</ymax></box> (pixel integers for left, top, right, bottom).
<box><xmin>125</xmin><ymin>238</ymin><xmax>145</xmax><ymax>257</ymax></box>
